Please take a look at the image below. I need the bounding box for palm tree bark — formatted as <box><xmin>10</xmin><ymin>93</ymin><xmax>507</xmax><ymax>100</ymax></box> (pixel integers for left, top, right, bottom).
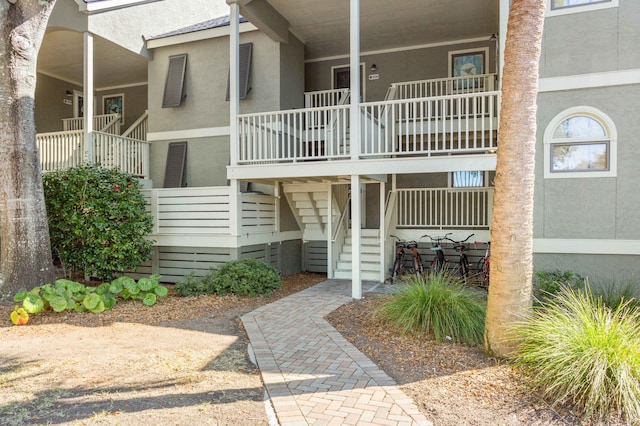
<box><xmin>0</xmin><ymin>0</ymin><xmax>57</xmax><ymax>299</ymax></box>
<box><xmin>485</xmin><ymin>0</ymin><xmax>546</xmax><ymax>357</ymax></box>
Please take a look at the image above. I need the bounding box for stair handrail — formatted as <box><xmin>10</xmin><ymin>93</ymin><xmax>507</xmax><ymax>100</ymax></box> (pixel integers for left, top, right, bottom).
<box><xmin>122</xmin><ymin>110</ymin><xmax>148</xmax><ymax>140</ymax></box>
<box><xmin>331</xmin><ymin>192</ymin><xmax>352</xmax><ymax>242</ymax></box>
<box><xmin>99</xmin><ymin>113</ymin><xmax>121</xmax><ymax>134</ymax></box>
<box><xmin>383</xmin><ymin>190</ymin><xmax>397</xmax><ymax>236</ymax></box>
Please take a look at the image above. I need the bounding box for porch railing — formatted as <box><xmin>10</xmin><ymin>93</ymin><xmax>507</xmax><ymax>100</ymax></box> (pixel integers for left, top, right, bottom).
<box><xmin>304</xmin><ymin>88</ymin><xmax>350</xmax><ymax>108</ymax></box>
<box><xmin>37</xmin><ymin>130</ymin><xmax>150</xmax><ymax>179</ymax></box>
<box><xmin>37</xmin><ymin>130</ymin><xmax>85</xmax><ymax>171</ymax></box>
<box><xmin>62</xmin><ymin>113</ymin><xmax>121</xmax><ymax>133</ymax></box>
<box><xmin>236</xmin><ymin>91</ymin><xmax>499</xmax><ymax>164</ymax></box>
<box><xmin>361</xmin><ymin>91</ymin><xmax>499</xmax><ymax>158</ymax></box>
<box><xmin>122</xmin><ymin>111</ymin><xmax>148</xmax><ymax>141</ymax></box>
<box><xmin>142</xmin><ymin>187</ymin><xmax>276</xmax><ymax>236</ymax></box>
<box><xmin>389</xmin><ymin>73</ymin><xmax>497</xmax><ymax>99</ymax></box>
<box><xmin>237</xmin><ymin>105</ymin><xmax>350</xmax><ymax>164</ymax></box>
<box><xmin>93</xmin><ymin>131</ymin><xmax>150</xmax><ymax>178</ymax></box>
<box><xmin>396</xmin><ymin>187</ymin><xmax>494</xmax><ymax>229</ymax></box>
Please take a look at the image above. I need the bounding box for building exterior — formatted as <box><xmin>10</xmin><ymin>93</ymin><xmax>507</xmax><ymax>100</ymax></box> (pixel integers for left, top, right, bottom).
<box><xmin>34</xmin><ymin>0</ymin><xmax>640</xmax><ymax>298</ymax></box>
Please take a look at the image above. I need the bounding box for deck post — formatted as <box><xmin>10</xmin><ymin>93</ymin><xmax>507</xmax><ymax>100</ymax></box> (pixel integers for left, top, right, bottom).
<box><xmin>83</xmin><ymin>32</ymin><xmax>94</xmax><ymax>161</ymax></box>
<box><xmin>229</xmin><ymin>1</ymin><xmax>240</xmax><ymax>166</ymax></box>
<box><xmin>327</xmin><ymin>184</ymin><xmax>334</xmax><ymax>279</ymax></box>
<box><xmin>351</xmin><ymin>175</ymin><xmax>362</xmax><ymax>299</ymax></box>
<box><xmin>379</xmin><ymin>181</ymin><xmax>386</xmax><ymax>282</ymax></box>
<box><xmin>349</xmin><ymin>0</ymin><xmax>361</xmax><ymax>161</ymax></box>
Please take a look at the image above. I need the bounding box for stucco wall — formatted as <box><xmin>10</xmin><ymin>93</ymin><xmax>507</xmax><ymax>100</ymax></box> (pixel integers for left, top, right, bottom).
<box><xmin>534</xmin><ymin>84</ymin><xmax>640</xmax><ymax>241</ymax></box>
<box><xmin>97</xmin><ymin>85</ymin><xmax>148</xmax><ymax>130</ymax></box>
<box><xmin>148</xmin><ymin>30</ymin><xmax>281</xmax><ymax>133</ymax></box>
<box><xmin>150</xmin><ymin>135</ymin><xmax>230</xmax><ymax>188</ymax></box>
<box><xmin>35</xmin><ymin>73</ymin><xmax>81</xmax><ymax>133</ymax></box>
<box><xmin>534</xmin><ymin>253</ymin><xmax>640</xmax><ymax>284</ymax></box>
<box><xmin>540</xmin><ymin>1</ymin><xmax>640</xmax><ymax>77</ymax></box>
<box><xmin>305</xmin><ymin>40</ymin><xmax>496</xmax><ymax>102</ymax></box>
<box><xmin>280</xmin><ymin>34</ymin><xmax>305</xmax><ymax>110</ymax></box>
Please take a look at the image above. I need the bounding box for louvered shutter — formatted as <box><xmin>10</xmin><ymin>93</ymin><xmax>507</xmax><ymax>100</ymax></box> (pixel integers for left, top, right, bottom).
<box><xmin>163</xmin><ymin>141</ymin><xmax>188</xmax><ymax>188</ymax></box>
<box><xmin>226</xmin><ymin>43</ymin><xmax>253</xmax><ymax>101</ymax></box>
<box><xmin>162</xmin><ymin>54</ymin><xmax>187</xmax><ymax>108</ymax></box>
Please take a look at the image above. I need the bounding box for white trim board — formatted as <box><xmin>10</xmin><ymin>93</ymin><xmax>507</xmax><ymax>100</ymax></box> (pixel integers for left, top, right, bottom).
<box><xmin>539</xmin><ymin>69</ymin><xmax>640</xmax><ymax>92</ymax></box>
<box><xmin>534</xmin><ymin>238</ymin><xmax>640</xmax><ymax>256</ymax></box>
<box><xmin>147</xmin><ymin>126</ymin><xmax>231</xmax><ymax>141</ymax></box>
<box><xmin>147</xmin><ymin>22</ymin><xmax>258</xmax><ymax>49</ymax></box>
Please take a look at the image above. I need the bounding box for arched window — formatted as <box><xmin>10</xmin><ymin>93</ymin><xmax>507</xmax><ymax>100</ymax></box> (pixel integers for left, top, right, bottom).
<box><xmin>544</xmin><ymin>107</ymin><xmax>616</xmax><ymax>178</ymax></box>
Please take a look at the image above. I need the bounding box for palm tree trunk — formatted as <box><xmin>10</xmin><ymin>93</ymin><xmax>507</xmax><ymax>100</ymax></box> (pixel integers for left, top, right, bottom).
<box><xmin>0</xmin><ymin>0</ymin><xmax>57</xmax><ymax>299</ymax></box>
<box><xmin>485</xmin><ymin>0</ymin><xmax>546</xmax><ymax>357</ymax></box>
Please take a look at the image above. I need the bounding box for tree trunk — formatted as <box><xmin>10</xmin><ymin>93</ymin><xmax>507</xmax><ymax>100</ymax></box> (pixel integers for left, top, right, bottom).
<box><xmin>484</xmin><ymin>0</ymin><xmax>546</xmax><ymax>357</ymax></box>
<box><xmin>0</xmin><ymin>0</ymin><xmax>57</xmax><ymax>299</ymax></box>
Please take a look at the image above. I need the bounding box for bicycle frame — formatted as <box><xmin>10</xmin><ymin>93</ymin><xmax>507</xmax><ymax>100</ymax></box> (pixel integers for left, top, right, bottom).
<box><xmin>474</xmin><ymin>241</ymin><xmax>491</xmax><ymax>287</ymax></box>
<box><xmin>445</xmin><ymin>234</ymin><xmax>475</xmax><ymax>281</ymax></box>
<box><xmin>422</xmin><ymin>233</ymin><xmax>451</xmax><ymax>274</ymax></box>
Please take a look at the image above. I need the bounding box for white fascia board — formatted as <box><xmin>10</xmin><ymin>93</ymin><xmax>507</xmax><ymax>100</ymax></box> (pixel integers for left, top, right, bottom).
<box><xmin>539</xmin><ymin>69</ymin><xmax>640</xmax><ymax>92</ymax></box>
<box><xmin>534</xmin><ymin>238</ymin><xmax>640</xmax><ymax>256</ymax></box>
<box><xmin>147</xmin><ymin>126</ymin><xmax>231</xmax><ymax>141</ymax></box>
<box><xmin>147</xmin><ymin>22</ymin><xmax>258</xmax><ymax>49</ymax></box>
<box><xmin>149</xmin><ymin>230</ymin><xmax>302</xmax><ymax>248</ymax></box>
<box><xmin>227</xmin><ymin>154</ymin><xmax>497</xmax><ymax>181</ymax></box>
<box><xmin>76</xmin><ymin>0</ymin><xmax>162</xmax><ymax>14</ymax></box>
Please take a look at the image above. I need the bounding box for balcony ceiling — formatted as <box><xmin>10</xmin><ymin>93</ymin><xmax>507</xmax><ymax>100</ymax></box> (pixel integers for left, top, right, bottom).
<box><xmin>38</xmin><ymin>29</ymin><xmax>148</xmax><ymax>90</ymax></box>
<box><xmin>266</xmin><ymin>0</ymin><xmax>499</xmax><ymax>60</ymax></box>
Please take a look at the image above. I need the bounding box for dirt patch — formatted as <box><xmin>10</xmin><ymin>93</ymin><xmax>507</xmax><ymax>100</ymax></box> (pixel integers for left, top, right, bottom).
<box><xmin>325</xmin><ymin>293</ymin><xmax>589</xmax><ymax>426</ymax></box>
<box><xmin>0</xmin><ymin>273</ymin><xmax>326</xmax><ymax>426</ymax></box>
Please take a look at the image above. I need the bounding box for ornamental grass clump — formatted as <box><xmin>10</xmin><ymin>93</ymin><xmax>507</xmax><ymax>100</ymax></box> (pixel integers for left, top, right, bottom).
<box><xmin>376</xmin><ymin>272</ymin><xmax>486</xmax><ymax>345</ymax></box>
<box><xmin>510</xmin><ymin>286</ymin><xmax>640</xmax><ymax>423</ymax></box>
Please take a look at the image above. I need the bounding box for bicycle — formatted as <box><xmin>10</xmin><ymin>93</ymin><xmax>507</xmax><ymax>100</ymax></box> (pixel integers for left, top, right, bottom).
<box><xmin>474</xmin><ymin>241</ymin><xmax>491</xmax><ymax>287</ymax></box>
<box><xmin>422</xmin><ymin>233</ymin><xmax>451</xmax><ymax>274</ymax></box>
<box><xmin>445</xmin><ymin>234</ymin><xmax>475</xmax><ymax>281</ymax></box>
<box><xmin>386</xmin><ymin>235</ymin><xmax>425</xmax><ymax>283</ymax></box>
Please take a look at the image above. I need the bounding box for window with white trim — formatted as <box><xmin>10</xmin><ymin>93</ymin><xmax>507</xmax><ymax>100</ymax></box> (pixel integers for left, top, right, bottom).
<box><xmin>547</xmin><ymin>0</ymin><xmax>617</xmax><ymax>16</ymax></box>
<box><xmin>544</xmin><ymin>107</ymin><xmax>617</xmax><ymax>178</ymax></box>
<box><xmin>452</xmin><ymin>171</ymin><xmax>485</xmax><ymax>187</ymax></box>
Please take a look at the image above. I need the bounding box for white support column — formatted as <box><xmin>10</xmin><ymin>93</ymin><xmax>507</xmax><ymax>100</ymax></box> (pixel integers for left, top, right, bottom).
<box><xmin>499</xmin><ymin>0</ymin><xmax>509</xmax><ymax>88</ymax></box>
<box><xmin>83</xmin><ymin>32</ymin><xmax>94</xmax><ymax>161</ymax></box>
<box><xmin>349</xmin><ymin>0</ymin><xmax>361</xmax><ymax>161</ymax></box>
<box><xmin>379</xmin><ymin>181</ymin><xmax>386</xmax><ymax>282</ymax></box>
<box><xmin>327</xmin><ymin>184</ymin><xmax>334</xmax><ymax>279</ymax></box>
<box><xmin>229</xmin><ymin>1</ymin><xmax>240</xmax><ymax>166</ymax></box>
<box><xmin>228</xmin><ymin>2</ymin><xmax>242</xmax><ymax>238</ymax></box>
<box><xmin>351</xmin><ymin>175</ymin><xmax>362</xmax><ymax>299</ymax></box>
<box><xmin>274</xmin><ymin>181</ymin><xmax>281</xmax><ymax>233</ymax></box>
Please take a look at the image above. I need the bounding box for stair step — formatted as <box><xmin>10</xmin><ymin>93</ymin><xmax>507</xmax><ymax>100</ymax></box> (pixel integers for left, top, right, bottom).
<box><xmin>346</xmin><ymin>229</ymin><xmax>379</xmax><ymax>237</ymax></box>
<box><xmin>336</xmin><ymin>260</ymin><xmax>379</xmax><ymax>272</ymax></box>
<box><xmin>345</xmin><ymin>237</ymin><xmax>379</xmax><ymax>246</ymax></box>
<box><xmin>342</xmin><ymin>244</ymin><xmax>379</xmax><ymax>255</ymax></box>
<box><xmin>333</xmin><ymin>270</ymin><xmax>380</xmax><ymax>280</ymax></box>
<box><xmin>339</xmin><ymin>252</ymin><xmax>380</xmax><ymax>262</ymax></box>
<box><xmin>291</xmin><ymin>192</ymin><xmax>328</xmax><ymax>202</ymax></box>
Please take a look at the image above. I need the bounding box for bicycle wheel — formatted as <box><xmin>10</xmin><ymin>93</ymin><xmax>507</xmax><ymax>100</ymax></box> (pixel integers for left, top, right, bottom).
<box><xmin>412</xmin><ymin>253</ymin><xmax>423</xmax><ymax>276</ymax></box>
<box><xmin>460</xmin><ymin>254</ymin><xmax>469</xmax><ymax>280</ymax></box>
<box><xmin>476</xmin><ymin>258</ymin><xmax>489</xmax><ymax>287</ymax></box>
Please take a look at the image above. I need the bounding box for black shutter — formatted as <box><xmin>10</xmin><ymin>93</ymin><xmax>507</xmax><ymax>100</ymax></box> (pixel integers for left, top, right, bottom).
<box><xmin>226</xmin><ymin>43</ymin><xmax>253</xmax><ymax>101</ymax></box>
<box><xmin>162</xmin><ymin>54</ymin><xmax>187</xmax><ymax>108</ymax></box>
<box><xmin>163</xmin><ymin>141</ymin><xmax>188</xmax><ymax>188</ymax></box>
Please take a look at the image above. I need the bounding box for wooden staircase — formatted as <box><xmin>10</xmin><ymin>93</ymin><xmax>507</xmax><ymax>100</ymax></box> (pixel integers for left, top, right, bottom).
<box><xmin>333</xmin><ymin>229</ymin><xmax>381</xmax><ymax>281</ymax></box>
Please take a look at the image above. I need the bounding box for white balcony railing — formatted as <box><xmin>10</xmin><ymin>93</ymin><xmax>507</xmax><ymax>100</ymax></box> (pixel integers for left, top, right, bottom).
<box><xmin>237</xmin><ymin>105</ymin><xmax>351</xmax><ymax>164</ymax></box>
<box><xmin>304</xmin><ymin>88</ymin><xmax>350</xmax><ymax>108</ymax></box>
<box><xmin>388</xmin><ymin>73</ymin><xmax>497</xmax><ymax>100</ymax></box>
<box><xmin>396</xmin><ymin>187</ymin><xmax>494</xmax><ymax>229</ymax></box>
<box><xmin>236</xmin><ymin>91</ymin><xmax>499</xmax><ymax>164</ymax></box>
<box><xmin>37</xmin><ymin>130</ymin><xmax>150</xmax><ymax>179</ymax></box>
<box><xmin>62</xmin><ymin>114</ymin><xmax>121</xmax><ymax>133</ymax></box>
<box><xmin>361</xmin><ymin>91</ymin><xmax>499</xmax><ymax>157</ymax></box>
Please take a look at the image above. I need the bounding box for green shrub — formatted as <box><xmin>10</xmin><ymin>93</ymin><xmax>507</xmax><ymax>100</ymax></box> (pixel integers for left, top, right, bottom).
<box><xmin>375</xmin><ymin>273</ymin><xmax>486</xmax><ymax>345</ymax></box>
<box><xmin>175</xmin><ymin>271</ymin><xmax>217</xmax><ymax>297</ymax></box>
<box><xmin>175</xmin><ymin>259</ymin><xmax>281</xmax><ymax>297</ymax></box>
<box><xmin>534</xmin><ymin>269</ymin><xmax>585</xmax><ymax>303</ymax></box>
<box><xmin>510</xmin><ymin>286</ymin><xmax>640</xmax><ymax>423</ymax></box>
<box><xmin>43</xmin><ymin>164</ymin><xmax>153</xmax><ymax>281</ymax></box>
<box><xmin>590</xmin><ymin>277</ymin><xmax>640</xmax><ymax>311</ymax></box>
<box><xmin>210</xmin><ymin>258</ymin><xmax>281</xmax><ymax>296</ymax></box>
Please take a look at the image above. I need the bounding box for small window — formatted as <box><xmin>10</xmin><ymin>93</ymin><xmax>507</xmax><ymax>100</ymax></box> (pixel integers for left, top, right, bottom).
<box><xmin>226</xmin><ymin>43</ymin><xmax>253</xmax><ymax>101</ymax></box>
<box><xmin>452</xmin><ymin>171</ymin><xmax>484</xmax><ymax>187</ymax></box>
<box><xmin>547</xmin><ymin>0</ymin><xmax>617</xmax><ymax>16</ymax></box>
<box><xmin>544</xmin><ymin>107</ymin><xmax>616</xmax><ymax>178</ymax></box>
<box><xmin>162</xmin><ymin>54</ymin><xmax>187</xmax><ymax>108</ymax></box>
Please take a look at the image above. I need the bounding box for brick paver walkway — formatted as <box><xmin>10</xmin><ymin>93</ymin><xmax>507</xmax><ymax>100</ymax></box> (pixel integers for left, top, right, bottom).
<box><xmin>242</xmin><ymin>279</ymin><xmax>432</xmax><ymax>426</ymax></box>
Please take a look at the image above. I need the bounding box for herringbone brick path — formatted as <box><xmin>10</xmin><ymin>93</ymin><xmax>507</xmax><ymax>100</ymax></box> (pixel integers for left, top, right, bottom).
<box><xmin>242</xmin><ymin>280</ymin><xmax>432</xmax><ymax>426</ymax></box>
